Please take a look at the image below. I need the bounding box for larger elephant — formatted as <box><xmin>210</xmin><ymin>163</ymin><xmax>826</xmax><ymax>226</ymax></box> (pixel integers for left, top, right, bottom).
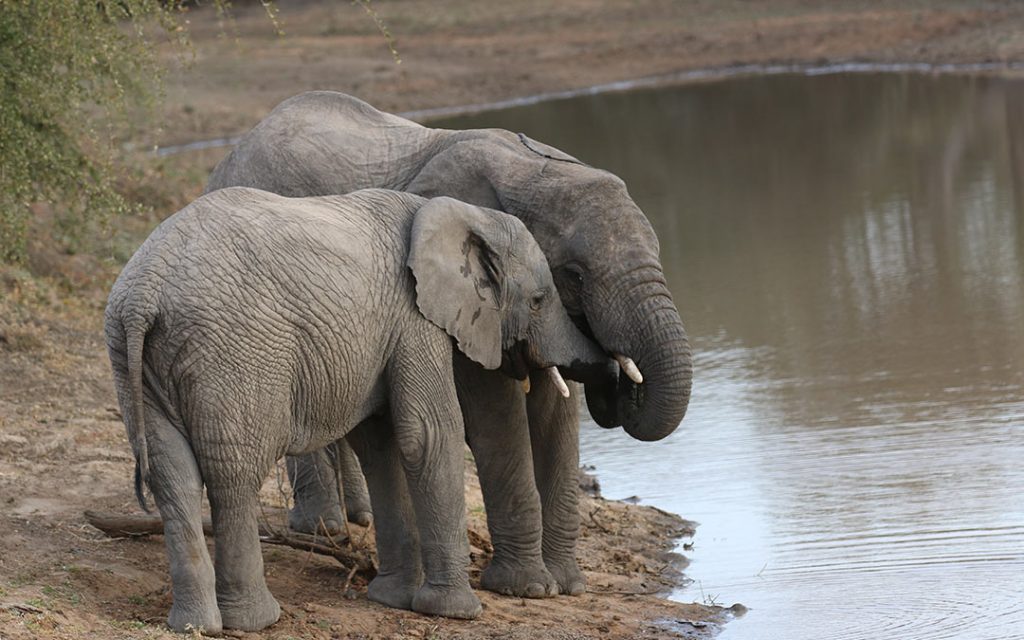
<box><xmin>207</xmin><ymin>92</ymin><xmax>693</xmax><ymax>597</ymax></box>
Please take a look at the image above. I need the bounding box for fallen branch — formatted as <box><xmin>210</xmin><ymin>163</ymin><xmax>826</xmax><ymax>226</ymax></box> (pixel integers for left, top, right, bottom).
<box><xmin>2</xmin><ymin>602</ymin><xmax>45</xmax><ymax>615</ymax></box>
<box><xmin>83</xmin><ymin>510</ymin><xmax>376</xmax><ymax>577</ymax></box>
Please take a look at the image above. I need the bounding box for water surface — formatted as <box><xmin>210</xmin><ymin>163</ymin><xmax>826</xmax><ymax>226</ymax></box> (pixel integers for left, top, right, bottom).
<box><xmin>434</xmin><ymin>72</ymin><xmax>1024</xmax><ymax>640</ymax></box>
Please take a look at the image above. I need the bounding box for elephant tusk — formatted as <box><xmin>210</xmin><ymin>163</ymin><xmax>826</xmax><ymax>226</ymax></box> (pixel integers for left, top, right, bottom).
<box><xmin>614</xmin><ymin>354</ymin><xmax>644</xmax><ymax>384</ymax></box>
<box><xmin>522</xmin><ymin>377</ymin><xmax>531</xmax><ymax>394</ymax></box>
<box><xmin>547</xmin><ymin>366</ymin><xmax>570</xmax><ymax>398</ymax></box>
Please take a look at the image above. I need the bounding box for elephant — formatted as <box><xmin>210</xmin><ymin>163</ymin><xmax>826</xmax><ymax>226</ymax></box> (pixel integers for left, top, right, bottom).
<box><xmin>206</xmin><ymin>91</ymin><xmax>693</xmax><ymax>598</ymax></box>
<box><xmin>104</xmin><ymin>187</ymin><xmax>606</xmax><ymax>633</ymax></box>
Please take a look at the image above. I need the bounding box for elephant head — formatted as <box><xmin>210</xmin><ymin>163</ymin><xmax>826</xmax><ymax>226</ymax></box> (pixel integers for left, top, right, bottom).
<box><xmin>408</xmin><ymin>196</ymin><xmax>607</xmax><ymax>391</ymax></box>
<box><xmin>406</xmin><ymin>136</ymin><xmax>693</xmax><ymax>442</ymax></box>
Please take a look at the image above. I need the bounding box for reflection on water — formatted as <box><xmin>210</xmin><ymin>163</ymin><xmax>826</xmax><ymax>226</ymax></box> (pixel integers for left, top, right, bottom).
<box><xmin>432</xmin><ymin>72</ymin><xmax>1024</xmax><ymax>640</ymax></box>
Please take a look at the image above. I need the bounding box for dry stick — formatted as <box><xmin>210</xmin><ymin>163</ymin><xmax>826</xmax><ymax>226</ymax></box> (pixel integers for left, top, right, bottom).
<box><xmin>588</xmin><ymin>508</ymin><xmax>614</xmax><ymax>534</ymax></box>
<box><xmin>340</xmin><ymin>563</ymin><xmax>359</xmax><ymax>594</ymax></box>
<box><xmin>83</xmin><ymin>510</ymin><xmax>375</xmax><ymax>576</ymax></box>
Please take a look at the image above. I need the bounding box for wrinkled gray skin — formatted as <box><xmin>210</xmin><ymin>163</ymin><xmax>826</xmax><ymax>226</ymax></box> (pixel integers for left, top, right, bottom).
<box><xmin>207</xmin><ymin>92</ymin><xmax>693</xmax><ymax>598</ymax></box>
<box><xmin>105</xmin><ymin>187</ymin><xmax>605</xmax><ymax>633</ymax></box>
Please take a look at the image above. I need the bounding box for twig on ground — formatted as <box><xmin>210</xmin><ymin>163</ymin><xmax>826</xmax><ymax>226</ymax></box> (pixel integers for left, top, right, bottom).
<box><xmin>83</xmin><ymin>510</ymin><xmax>375</xmax><ymax>576</ymax></box>
<box><xmin>588</xmin><ymin>587</ymin><xmax>661</xmax><ymax>596</ymax></box>
<box><xmin>341</xmin><ymin>563</ymin><xmax>359</xmax><ymax>594</ymax></box>
<box><xmin>588</xmin><ymin>508</ymin><xmax>614</xmax><ymax>534</ymax></box>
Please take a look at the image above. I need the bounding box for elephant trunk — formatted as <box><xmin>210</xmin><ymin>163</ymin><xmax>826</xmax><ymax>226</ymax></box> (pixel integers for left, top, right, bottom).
<box><xmin>585</xmin><ymin>268</ymin><xmax>692</xmax><ymax>442</ymax></box>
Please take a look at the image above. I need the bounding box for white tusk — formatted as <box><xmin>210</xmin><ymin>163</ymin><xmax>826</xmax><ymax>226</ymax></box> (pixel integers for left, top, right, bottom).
<box><xmin>614</xmin><ymin>354</ymin><xmax>644</xmax><ymax>384</ymax></box>
<box><xmin>547</xmin><ymin>366</ymin><xmax>571</xmax><ymax>398</ymax></box>
<box><xmin>521</xmin><ymin>377</ymin><xmax>531</xmax><ymax>394</ymax></box>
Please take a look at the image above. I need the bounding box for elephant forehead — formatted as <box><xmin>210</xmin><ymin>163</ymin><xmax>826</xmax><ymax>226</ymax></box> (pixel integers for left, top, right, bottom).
<box><xmin>517</xmin><ymin>133</ymin><xmax>587</xmax><ymax>165</ymax></box>
<box><xmin>510</xmin><ymin>237</ymin><xmax>554</xmax><ymax>283</ymax></box>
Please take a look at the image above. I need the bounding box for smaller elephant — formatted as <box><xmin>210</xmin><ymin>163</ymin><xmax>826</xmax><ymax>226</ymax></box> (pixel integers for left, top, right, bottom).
<box><xmin>105</xmin><ymin>187</ymin><xmax>605</xmax><ymax>633</ymax></box>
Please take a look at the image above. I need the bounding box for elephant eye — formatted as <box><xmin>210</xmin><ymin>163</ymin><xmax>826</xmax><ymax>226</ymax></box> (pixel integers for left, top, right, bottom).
<box><xmin>560</xmin><ymin>266</ymin><xmax>583</xmax><ymax>288</ymax></box>
<box><xmin>552</xmin><ymin>265</ymin><xmax>584</xmax><ymax>314</ymax></box>
<box><xmin>530</xmin><ymin>290</ymin><xmax>548</xmax><ymax>310</ymax></box>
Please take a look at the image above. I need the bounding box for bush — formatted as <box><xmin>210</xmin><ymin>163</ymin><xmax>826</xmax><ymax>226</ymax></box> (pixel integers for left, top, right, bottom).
<box><xmin>0</xmin><ymin>1</ymin><xmax>394</xmax><ymax>265</ymax></box>
<box><xmin>0</xmin><ymin>0</ymin><xmax>183</xmax><ymax>264</ymax></box>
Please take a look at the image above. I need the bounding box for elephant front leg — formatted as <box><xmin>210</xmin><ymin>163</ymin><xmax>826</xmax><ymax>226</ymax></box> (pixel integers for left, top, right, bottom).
<box><xmin>330</xmin><ymin>439</ymin><xmax>373</xmax><ymax>526</ymax></box>
<box><xmin>285</xmin><ymin>449</ymin><xmax>347</xmax><ymax>535</ymax></box>
<box><xmin>456</xmin><ymin>356</ymin><xmax>558</xmax><ymax>598</ymax></box>
<box><xmin>527</xmin><ymin>372</ymin><xmax>587</xmax><ymax>596</ymax></box>
<box><xmin>347</xmin><ymin>417</ymin><xmax>423</xmax><ymax>610</ymax></box>
<box><xmin>388</xmin><ymin>343</ymin><xmax>481</xmax><ymax>619</ymax></box>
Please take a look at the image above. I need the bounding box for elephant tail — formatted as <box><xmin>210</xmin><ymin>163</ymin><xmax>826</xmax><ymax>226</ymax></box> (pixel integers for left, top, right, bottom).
<box><xmin>123</xmin><ymin>313</ymin><xmax>154</xmax><ymax>513</ymax></box>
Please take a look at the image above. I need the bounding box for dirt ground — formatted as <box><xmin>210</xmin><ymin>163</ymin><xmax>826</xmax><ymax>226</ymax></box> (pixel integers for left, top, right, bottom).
<box><xmin>3</xmin><ymin>1</ymin><xmax>1024</xmax><ymax>638</ymax></box>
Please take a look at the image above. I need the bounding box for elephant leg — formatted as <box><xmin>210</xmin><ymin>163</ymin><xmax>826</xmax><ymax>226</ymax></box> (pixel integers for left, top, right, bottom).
<box><xmin>527</xmin><ymin>372</ymin><xmax>586</xmax><ymax>596</ymax></box>
<box><xmin>285</xmin><ymin>450</ymin><xmax>346</xmax><ymax>535</ymax></box>
<box><xmin>146</xmin><ymin>410</ymin><xmax>220</xmax><ymax>634</ymax></box>
<box><xmin>201</xmin><ymin>435</ymin><xmax>280</xmax><ymax>631</ymax></box>
<box><xmin>347</xmin><ymin>417</ymin><xmax>422</xmax><ymax>610</ymax></box>
<box><xmin>455</xmin><ymin>355</ymin><xmax>557</xmax><ymax>598</ymax></box>
<box><xmin>329</xmin><ymin>439</ymin><xmax>373</xmax><ymax>527</ymax></box>
<box><xmin>389</xmin><ymin>339</ymin><xmax>481</xmax><ymax>619</ymax></box>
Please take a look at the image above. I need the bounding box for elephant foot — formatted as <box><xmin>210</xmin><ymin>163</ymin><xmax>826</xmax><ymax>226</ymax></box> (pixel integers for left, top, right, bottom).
<box><xmin>412</xmin><ymin>582</ymin><xmax>482</xmax><ymax>619</ymax></box>
<box><xmin>480</xmin><ymin>559</ymin><xmax>558</xmax><ymax>598</ymax></box>
<box><xmin>342</xmin><ymin>489</ymin><xmax>374</xmax><ymax>528</ymax></box>
<box><xmin>217</xmin><ymin>586</ymin><xmax>281</xmax><ymax>631</ymax></box>
<box><xmin>545</xmin><ymin>557</ymin><xmax>587</xmax><ymax>596</ymax></box>
<box><xmin>367</xmin><ymin>572</ymin><xmax>421</xmax><ymax>611</ymax></box>
<box><xmin>288</xmin><ymin>500</ymin><xmax>346</xmax><ymax>537</ymax></box>
<box><xmin>167</xmin><ymin>598</ymin><xmax>222</xmax><ymax>635</ymax></box>
<box><xmin>347</xmin><ymin>509</ymin><xmax>373</xmax><ymax>527</ymax></box>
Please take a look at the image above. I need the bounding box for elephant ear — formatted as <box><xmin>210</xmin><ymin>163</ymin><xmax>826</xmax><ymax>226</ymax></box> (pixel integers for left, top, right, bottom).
<box><xmin>408</xmin><ymin>197</ymin><xmax>509</xmax><ymax>370</ymax></box>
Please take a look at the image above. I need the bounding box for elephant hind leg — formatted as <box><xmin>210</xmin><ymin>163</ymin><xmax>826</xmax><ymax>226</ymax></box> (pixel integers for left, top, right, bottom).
<box><xmin>198</xmin><ymin>428</ymin><xmax>280</xmax><ymax>631</ymax></box>
<box><xmin>146</xmin><ymin>410</ymin><xmax>220</xmax><ymax>634</ymax></box>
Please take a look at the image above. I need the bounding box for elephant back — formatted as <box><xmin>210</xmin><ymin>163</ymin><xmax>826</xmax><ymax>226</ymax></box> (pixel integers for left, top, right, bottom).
<box><xmin>207</xmin><ymin>92</ymin><xmax>445</xmax><ymax>198</ymax></box>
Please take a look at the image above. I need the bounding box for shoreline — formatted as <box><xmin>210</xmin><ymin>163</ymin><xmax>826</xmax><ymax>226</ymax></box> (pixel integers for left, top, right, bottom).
<box><xmin>150</xmin><ymin>0</ymin><xmax>1024</xmax><ymax>155</ymax></box>
<box><xmin>154</xmin><ymin>59</ymin><xmax>1024</xmax><ymax>157</ymax></box>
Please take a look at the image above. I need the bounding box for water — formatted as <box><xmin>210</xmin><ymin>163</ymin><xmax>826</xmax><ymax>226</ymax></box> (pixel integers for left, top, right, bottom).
<box><xmin>432</xmin><ymin>72</ymin><xmax>1024</xmax><ymax>640</ymax></box>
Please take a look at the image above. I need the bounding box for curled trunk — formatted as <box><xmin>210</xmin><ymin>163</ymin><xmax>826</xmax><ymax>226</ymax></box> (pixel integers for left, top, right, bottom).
<box><xmin>584</xmin><ymin>270</ymin><xmax>692</xmax><ymax>441</ymax></box>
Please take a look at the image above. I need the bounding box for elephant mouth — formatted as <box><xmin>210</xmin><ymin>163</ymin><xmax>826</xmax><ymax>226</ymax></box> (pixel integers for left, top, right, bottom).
<box><xmin>500</xmin><ymin>340</ymin><xmax>532</xmax><ymax>381</ymax></box>
<box><xmin>569</xmin><ymin>311</ymin><xmax>596</xmax><ymax>343</ymax></box>
<box><xmin>584</xmin><ymin>367</ymin><xmax>642</xmax><ymax>430</ymax></box>
<box><xmin>567</xmin><ymin>311</ymin><xmax>634</xmax><ymax>425</ymax></box>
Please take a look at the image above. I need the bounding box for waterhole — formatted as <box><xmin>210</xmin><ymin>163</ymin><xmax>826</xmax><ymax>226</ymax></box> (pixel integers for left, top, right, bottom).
<box><xmin>433</xmin><ymin>72</ymin><xmax>1024</xmax><ymax>640</ymax></box>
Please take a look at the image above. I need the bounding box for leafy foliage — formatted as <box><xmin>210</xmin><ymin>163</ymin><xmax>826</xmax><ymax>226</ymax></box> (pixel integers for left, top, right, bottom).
<box><xmin>0</xmin><ymin>0</ymin><xmax>180</xmax><ymax>263</ymax></box>
<box><xmin>0</xmin><ymin>1</ymin><xmax>395</xmax><ymax>266</ymax></box>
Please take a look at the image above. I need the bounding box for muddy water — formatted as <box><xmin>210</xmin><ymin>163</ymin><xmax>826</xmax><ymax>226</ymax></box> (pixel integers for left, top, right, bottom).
<box><xmin>433</xmin><ymin>72</ymin><xmax>1024</xmax><ymax>639</ymax></box>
